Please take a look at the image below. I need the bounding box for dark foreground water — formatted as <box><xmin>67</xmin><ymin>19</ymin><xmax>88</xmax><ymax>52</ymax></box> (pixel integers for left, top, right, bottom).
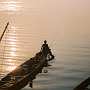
<box><xmin>0</xmin><ymin>0</ymin><xmax>90</xmax><ymax>90</ymax></box>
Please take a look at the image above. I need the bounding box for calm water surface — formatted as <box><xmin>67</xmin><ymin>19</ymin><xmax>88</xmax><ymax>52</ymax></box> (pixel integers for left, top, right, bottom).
<box><xmin>0</xmin><ymin>0</ymin><xmax>90</xmax><ymax>90</ymax></box>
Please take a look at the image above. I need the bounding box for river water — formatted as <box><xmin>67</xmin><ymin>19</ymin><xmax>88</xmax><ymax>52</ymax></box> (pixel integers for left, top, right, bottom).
<box><xmin>0</xmin><ymin>0</ymin><xmax>90</xmax><ymax>90</ymax></box>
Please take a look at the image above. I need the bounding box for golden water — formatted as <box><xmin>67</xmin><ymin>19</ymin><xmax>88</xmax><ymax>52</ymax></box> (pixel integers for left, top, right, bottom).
<box><xmin>0</xmin><ymin>0</ymin><xmax>90</xmax><ymax>90</ymax></box>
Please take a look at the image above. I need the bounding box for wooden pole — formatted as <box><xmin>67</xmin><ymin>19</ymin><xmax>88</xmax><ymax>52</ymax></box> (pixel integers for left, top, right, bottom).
<box><xmin>0</xmin><ymin>22</ymin><xmax>9</xmax><ymax>43</ymax></box>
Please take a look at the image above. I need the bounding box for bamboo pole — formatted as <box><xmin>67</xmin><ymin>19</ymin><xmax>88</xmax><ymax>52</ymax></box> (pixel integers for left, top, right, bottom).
<box><xmin>0</xmin><ymin>22</ymin><xmax>9</xmax><ymax>43</ymax></box>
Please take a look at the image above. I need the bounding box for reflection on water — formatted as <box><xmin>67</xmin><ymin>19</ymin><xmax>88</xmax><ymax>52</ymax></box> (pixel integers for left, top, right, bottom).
<box><xmin>0</xmin><ymin>1</ymin><xmax>22</xmax><ymax>11</ymax></box>
<box><xmin>0</xmin><ymin>24</ymin><xmax>17</xmax><ymax>74</ymax></box>
<box><xmin>0</xmin><ymin>0</ymin><xmax>90</xmax><ymax>90</ymax></box>
<box><xmin>3</xmin><ymin>58</ymin><xmax>17</xmax><ymax>72</ymax></box>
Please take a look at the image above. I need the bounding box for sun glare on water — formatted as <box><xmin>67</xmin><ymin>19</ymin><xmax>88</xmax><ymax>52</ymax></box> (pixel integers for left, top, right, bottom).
<box><xmin>7</xmin><ymin>65</ymin><xmax>17</xmax><ymax>72</ymax></box>
<box><xmin>4</xmin><ymin>59</ymin><xmax>17</xmax><ymax>72</ymax></box>
<box><xmin>0</xmin><ymin>1</ymin><xmax>22</xmax><ymax>11</ymax></box>
<box><xmin>3</xmin><ymin>26</ymin><xmax>18</xmax><ymax>72</ymax></box>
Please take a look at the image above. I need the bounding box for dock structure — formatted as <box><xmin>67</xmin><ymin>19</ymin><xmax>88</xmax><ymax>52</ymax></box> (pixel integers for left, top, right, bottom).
<box><xmin>0</xmin><ymin>42</ymin><xmax>54</xmax><ymax>90</ymax></box>
<box><xmin>74</xmin><ymin>77</ymin><xmax>90</xmax><ymax>90</ymax></box>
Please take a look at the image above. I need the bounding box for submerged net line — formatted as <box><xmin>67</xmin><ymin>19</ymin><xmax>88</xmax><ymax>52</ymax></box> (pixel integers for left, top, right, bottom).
<box><xmin>0</xmin><ymin>23</ymin><xmax>41</xmax><ymax>79</ymax></box>
<box><xmin>0</xmin><ymin>24</ymin><xmax>27</xmax><ymax>78</ymax></box>
<box><xmin>0</xmin><ymin>23</ymin><xmax>10</xmax><ymax>78</ymax></box>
